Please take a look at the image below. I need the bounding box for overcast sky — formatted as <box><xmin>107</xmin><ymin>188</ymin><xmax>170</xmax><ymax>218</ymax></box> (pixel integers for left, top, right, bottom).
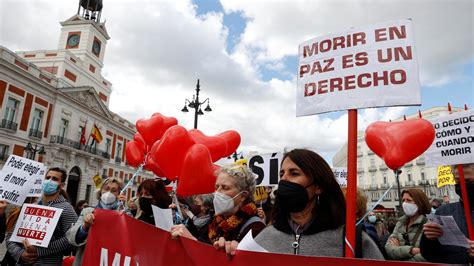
<box><xmin>1</xmin><ymin>0</ymin><xmax>473</xmax><ymax>165</ymax></box>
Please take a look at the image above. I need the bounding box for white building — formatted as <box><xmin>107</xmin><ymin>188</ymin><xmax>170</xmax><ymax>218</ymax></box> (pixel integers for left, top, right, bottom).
<box><xmin>0</xmin><ymin>2</ymin><xmax>152</xmax><ymax>207</ymax></box>
<box><xmin>332</xmin><ymin>107</ymin><xmax>461</xmax><ymax>210</ymax></box>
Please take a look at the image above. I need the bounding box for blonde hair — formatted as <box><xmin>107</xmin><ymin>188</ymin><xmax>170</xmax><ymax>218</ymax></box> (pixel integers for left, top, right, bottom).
<box><xmin>96</xmin><ymin>177</ymin><xmax>124</xmax><ymax>200</ymax></box>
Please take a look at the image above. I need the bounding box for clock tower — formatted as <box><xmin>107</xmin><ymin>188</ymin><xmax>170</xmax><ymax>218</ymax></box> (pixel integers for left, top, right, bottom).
<box><xmin>59</xmin><ymin>0</ymin><xmax>109</xmax><ymax>72</ymax></box>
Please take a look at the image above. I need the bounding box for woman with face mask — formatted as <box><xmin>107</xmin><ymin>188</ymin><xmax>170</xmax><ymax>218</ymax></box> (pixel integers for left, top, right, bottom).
<box><xmin>66</xmin><ymin>177</ymin><xmax>125</xmax><ymax>266</ymax></box>
<box><xmin>136</xmin><ymin>179</ymin><xmax>172</xmax><ymax>225</ymax></box>
<box><xmin>254</xmin><ymin>149</ymin><xmax>384</xmax><ymax>259</ymax></box>
<box><xmin>171</xmin><ymin>165</ymin><xmax>265</xmax><ymax>256</ymax></box>
<box><xmin>385</xmin><ymin>188</ymin><xmax>430</xmax><ymax>261</ymax></box>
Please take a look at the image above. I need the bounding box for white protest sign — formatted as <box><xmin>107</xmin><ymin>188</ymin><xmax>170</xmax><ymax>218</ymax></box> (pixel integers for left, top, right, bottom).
<box><xmin>10</xmin><ymin>204</ymin><xmax>63</xmax><ymax>247</ymax></box>
<box><xmin>297</xmin><ymin>19</ymin><xmax>420</xmax><ymax>116</ymax></box>
<box><xmin>0</xmin><ymin>155</ymin><xmax>46</xmax><ymax>205</ymax></box>
<box><xmin>152</xmin><ymin>205</ymin><xmax>173</xmax><ymax>232</ymax></box>
<box><xmin>333</xmin><ymin>167</ymin><xmax>348</xmax><ymax>187</ymax></box>
<box><xmin>249</xmin><ymin>153</ymin><xmax>283</xmax><ymax>186</ymax></box>
<box><xmin>249</xmin><ymin>152</ymin><xmax>345</xmax><ymax>186</ymax></box>
<box><xmin>424</xmin><ymin>109</ymin><xmax>474</xmax><ymax>167</ymax></box>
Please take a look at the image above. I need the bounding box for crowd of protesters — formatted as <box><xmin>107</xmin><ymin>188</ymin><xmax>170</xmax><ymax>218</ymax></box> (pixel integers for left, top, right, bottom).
<box><xmin>0</xmin><ymin>152</ymin><xmax>472</xmax><ymax>265</ymax></box>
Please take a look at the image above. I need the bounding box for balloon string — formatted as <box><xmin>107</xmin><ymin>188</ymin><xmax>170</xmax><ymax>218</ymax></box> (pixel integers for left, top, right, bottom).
<box><xmin>118</xmin><ymin>161</ymin><xmax>145</xmax><ymax>211</ymax></box>
<box><xmin>356</xmin><ymin>183</ymin><xmax>394</xmax><ymax>226</ymax></box>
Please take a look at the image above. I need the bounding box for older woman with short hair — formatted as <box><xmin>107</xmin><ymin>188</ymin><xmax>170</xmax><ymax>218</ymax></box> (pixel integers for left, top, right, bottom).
<box><xmin>171</xmin><ymin>165</ymin><xmax>265</xmax><ymax>256</ymax></box>
<box><xmin>66</xmin><ymin>177</ymin><xmax>125</xmax><ymax>266</ymax></box>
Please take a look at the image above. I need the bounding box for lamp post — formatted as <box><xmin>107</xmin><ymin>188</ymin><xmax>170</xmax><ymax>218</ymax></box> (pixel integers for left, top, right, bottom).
<box><xmin>181</xmin><ymin>79</ymin><xmax>212</xmax><ymax>129</ymax></box>
<box><xmin>228</xmin><ymin>151</ymin><xmax>244</xmax><ymax>162</ymax></box>
<box><xmin>395</xmin><ymin>169</ymin><xmax>403</xmax><ymax>216</ymax></box>
<box><xmin>25</xmin><ymin>142</ymin><xmax>46</xmax><ymax>160</ymax></box>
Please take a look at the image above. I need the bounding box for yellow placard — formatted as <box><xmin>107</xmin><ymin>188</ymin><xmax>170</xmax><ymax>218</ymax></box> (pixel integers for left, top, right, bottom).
<box><xmin>93</xmin><ymin>174</ymin><xmax>102</xmax><ymax>189</ymax></box>
<box><xmin>234</xmin><ymin>159</ymin><xmax>248</xmax><ymax>167</ymax></box>
<box><xmin>253</xmin><ymin>186</ymin><xmax>268</xmax><ymax>203</ymax></box>
<box><xmin>437</xmin><ymin>166</ymin><xmax>456</xmax><ymax>188</ymax></box>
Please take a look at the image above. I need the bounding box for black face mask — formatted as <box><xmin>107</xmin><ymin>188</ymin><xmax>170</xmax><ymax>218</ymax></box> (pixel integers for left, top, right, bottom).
<box><xmin>139</xmin><ymin>197</ymin><xmax>153</xmax><ymax>214</ymax></box>
<box><xmin>455</xmin><ymin>183</ymin><xmax>474</xmax><ymax>207</ymax></box>
<box><xmin>130</xmin><ymin>209</ymin><xmax>137</xmax><ymax>217</ymax></box>
<box><xmin>276</xmin><ymin>180</ymin><xmax>313</xmax><ymax>213</ymax></box>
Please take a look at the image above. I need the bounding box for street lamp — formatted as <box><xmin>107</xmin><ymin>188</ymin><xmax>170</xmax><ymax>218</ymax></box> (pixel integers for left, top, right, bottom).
<box><xmin>25</xmin><ymin>142</ymin><xmax>46</xmax><ymax>160</ymax></box>
<box><xmin>228</xmin><ymin>151</ymin><xmax>244</xmax><ymax>162</ymax></box>
<box><xmin>181</xmin><ymin>79</ymin><xmax>212</xmax><ymax>129</ymax></box>
<box><xmin>395</xmin><ymin>169</ymin><xmax>403</xmax><ymax>216</ymax></box>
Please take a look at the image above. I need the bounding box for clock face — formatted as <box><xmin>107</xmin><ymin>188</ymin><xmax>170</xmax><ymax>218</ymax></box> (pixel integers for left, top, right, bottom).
<box><xmin>92</xmin><ymin>40</ymin><xmax>101</xmax><ymax>56</ymax></box>
<box><xmin>67</xmin><ymin>34</ymin><xmax>80</xmax><ymax>47</ymax></box>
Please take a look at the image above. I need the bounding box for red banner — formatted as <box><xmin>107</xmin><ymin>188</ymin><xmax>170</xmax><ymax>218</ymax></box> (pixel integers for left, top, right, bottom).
<box><xmin>83</xmin><ymin>209</ymin><xmax>447</xmax><ymax>266</ymax></box>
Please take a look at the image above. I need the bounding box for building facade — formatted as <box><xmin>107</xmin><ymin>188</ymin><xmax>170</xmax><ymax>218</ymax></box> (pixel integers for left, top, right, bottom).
<box><xmin>0</xmin><ymin>4</ymin><xmax>152</xmax><ymax>207</ymax></box>
<box><xmin>332</xmin><ymin>107</ymin><xmax>461</xmax><ymax>210</ymax></box>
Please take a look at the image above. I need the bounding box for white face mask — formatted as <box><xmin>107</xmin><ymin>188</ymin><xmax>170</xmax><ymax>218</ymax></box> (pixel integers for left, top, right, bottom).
<box><xmin>402</xmin><ymin>202</ymin><xmax>418</xmax><ymax>217</ymax></box>
<box><xmin>101</xmin><ymin>191</ymin><xmax>117</xmax><ymax>205</ymax></box>
<box><xmin>213</xmin><ymin>191</ymin><xmax>244</xmax><ymax>215</ymax></box>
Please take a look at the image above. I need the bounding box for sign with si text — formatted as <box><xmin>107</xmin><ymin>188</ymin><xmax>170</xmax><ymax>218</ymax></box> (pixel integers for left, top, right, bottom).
<box><xmin>425</xmin><ymin>109</ymin><xmax>474</xmax><ymax>167</ymax></box>
<box><xmin>10</xmin><ymin>204</ymin><xmax>63</xmax><ymax>247</ymax></box>
<box><xmin>297</xmin><ymin>19</ymin><xmax>420</xmax><ymax>116</ymax></box>
<box><xmin>0</xmin><ymin>155</ymin><xmax>46</xmax><ymax>205</ymax></box>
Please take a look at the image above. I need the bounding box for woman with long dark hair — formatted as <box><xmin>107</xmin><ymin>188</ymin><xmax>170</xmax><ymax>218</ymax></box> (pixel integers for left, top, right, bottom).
<box><xmin>255</xmin><ymin>149</ymin><xmax>383</xmax><ymax>259</ymax></box>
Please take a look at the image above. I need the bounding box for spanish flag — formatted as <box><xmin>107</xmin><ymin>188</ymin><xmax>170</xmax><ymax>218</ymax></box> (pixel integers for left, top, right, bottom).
<box><xmin>91</xmin><ymin>124</ymin><xmax>103</xmax><ymax>143</ymax></box>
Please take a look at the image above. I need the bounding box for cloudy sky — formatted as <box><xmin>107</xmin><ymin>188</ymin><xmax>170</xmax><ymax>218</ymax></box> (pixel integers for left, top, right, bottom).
<box><xmin>1</xmin><ymin>0</ymin><xmax>473</xmax><ymax>165</ymax></box>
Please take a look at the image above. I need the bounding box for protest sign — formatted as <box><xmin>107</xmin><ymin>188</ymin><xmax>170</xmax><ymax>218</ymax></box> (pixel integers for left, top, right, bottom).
<box><xmin>10</xmin><ymin>204</ymin><xmax>63</xmax><ymax>247</ymax></box>
<box><xmin>83</xmin><ymin>209</ymin><xmax>442</xmax><ymax>266</ymax></box>
<box><xmin>333</xmin><ymin>167</ymin><xmax>348</xmax><ymax>187</ymax></box>
<box><xmin>425</xmin><ymin>109</ymin><xmax>474</xmax><ymax>167</ymax></box>
<box><xmin>249</xmin><ymin>153</ymin><xmax>283</xmax><ymax>186</ymax></box>
<box><xmin>437</xmin><ymin>166</ymin><xmax>456</xmax><ymax>188</ymax></box>
<box><xmin>253</xmin><ymin>186</ymin><xmax>268</xmax><ymax>203</ymax></box>
<box><xmin>93</xmin><ymin>174</ymin><xmax>102</xmax><ymax>189</ymax></box>
<box><xmin>0</xmin><ymin>155</ymin><xmax>46</xmax><ymax>205</ymax></box>
<box><xmin>297</xmin><ymin>19</ymin><xmax>420</xmax><ymax>116</ymax></box>
<box><xmin>27</xmin><ymin>173</ymin><xmax>45</xmax><ymax>198</ymax></box>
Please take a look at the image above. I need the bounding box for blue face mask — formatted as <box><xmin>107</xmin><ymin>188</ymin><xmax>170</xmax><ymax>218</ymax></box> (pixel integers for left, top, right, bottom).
<box><xmin>431</xmin><ymin>207</ymin><xmax>436</xmax><ymax>214</ymax></box>
<box><xmin>42</xmin><ymin>179</ymin><xmax>59</xmax><ymax>196</ymax></box>
<box><xmin>368</xmin><ymin>215</ymin><xmax>377</xmax><ymax>224</ymax></box>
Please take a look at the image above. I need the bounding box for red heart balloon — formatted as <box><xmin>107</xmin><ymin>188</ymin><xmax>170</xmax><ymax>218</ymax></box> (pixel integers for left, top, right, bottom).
<box><xmin>150</xmin><ymin>125</ymin><xmax>195</xmax><ymax>181</ymax></box>
<box><xmin>365</xmin><ymin>119</ymin><xmax>435</xmax><ymax>170</ymax></box>
<box><xmin>134</xmin><ymin>132</ymin><xmax>147</xmax><ymax>153</ymax></box>
<box><xmin>152</xmin><ymin>113</ymin><xmax>178</xmax><ymax>140</ymax></box>
<box><xmin>217</xmin><ymin>130</ymin><xmax>241</xmax><ymax>157</ymax></box>
<box><xmin>125</xmin><ymin>140</ymin><xmax>145</xmax><ymax>167</ymax></box>
<box><xmin>136</xmin><ymin>115</ymin><xmax>164</xmax><ymax>147</ymax></box>
<box><xmin>177</xmin><ymin>144</ymin><xmax>216</xmax><ymax>197</ymax></box>
<box><xmin>145</xmin><ymin>156</ymin><xmax>164</xmax><ymax>177</ymax></box>
<box><xmin>189</xmin><ymin>129</ymin><xmax>228</xmax><ymax>162</ymax></box>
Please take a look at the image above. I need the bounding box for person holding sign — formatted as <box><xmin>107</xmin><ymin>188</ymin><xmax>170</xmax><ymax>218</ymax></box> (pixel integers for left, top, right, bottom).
<box><xmin>384</xmin><ymin>188</ymin><xmax>430</xmax><ymax>261</ymax></box>
<box><xmin>254</xmin><ymin>149</ymin><xmax>383</xmax><ymax>259</ymax></box>
<box><xmin>171</xmin><ymin>165</ymin><xmax>265</xmax><ymax>258</ymax></box>
<box><xmin>136</xmin><ymin>179</ymin><xmax>172</xmax><ymax>225</ymax></box>
<box><xmin>66</xmin><ymin>177</ymin><xmax>125</xmax><ymax>266</ymax></box>
<box><xmin>6</xmin><ymin>167</ymin><xmax>78</xmax><ymax>265</ymax></box>
<box><xmin>420</xmin><ymin>163</ymin><xmax>474</xmax><ymax>264</ymax></box>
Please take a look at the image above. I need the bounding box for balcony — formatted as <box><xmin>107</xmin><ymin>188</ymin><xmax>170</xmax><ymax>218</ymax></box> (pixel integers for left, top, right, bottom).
<box><xmin>50</xmin><ymin>135</ymin><xmax>110</xmax><ymax>159</ymax></box>
<box><xmin>368</xmin><ymin>165</ymin><xmax>377</xmax><ymax>172</ymax></box>
<box><xmin>357</xmin><ymin>151</ymin><xmax>363</xmax><ymax>157</ymax></box>
<box><xmin>29</xmin><ymin>128</ymin><xmax>43</xmax><ymax>139</ymax></box>
<box><xmin>357</xmin><ymin>168</ymin><xmax>365</xmax><ymax>173</ymax></box>
<box><xmin>380</xmin><ymin>183</ymin><xmax>389</xmax><ymax>189</ymax></box>
<box><xmin>405</xmin><ymin>181</ymin><xmax>415</xmax><ymax>187</ymax></box>
<box><xmin>367</xmin><ymin>149</ymin><xmax>375</xmax><ymax>155</ymax></box>
<box><xmin>115</xmin><ymin>157</ymin><xmax>122</xmax><ymax>163</ymax></box>
<box><xmin>405</xmin><ymin>161</ymin><xmax>413</xmax><ymax>167</ymax></box>
<box><xmin>0</xmin><ymin>119</ymin><xmax>18</xmax><ymax>132</ymax></box>
<box><xmin>379</xmin><ymin>164</ymin><xmax>388</xmax><ymax>171</ymax></box>
<box><xmin>369</xmin><ymin>184</ymin><xmax>378</xmax><ymax>190</ymax></box>
<box><xmin>416</xmin><ymin>157</ymin><xmax>425</xmax><ymax>166</ymax></box>
<box><xmin>418</xmin><ymin>179</ymin><xmax>430</xmax><ymax>186</ymax></box>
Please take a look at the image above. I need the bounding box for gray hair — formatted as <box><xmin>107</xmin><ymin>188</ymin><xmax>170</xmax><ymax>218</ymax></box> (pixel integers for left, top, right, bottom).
<box><xmin>96</xmin><ymin>177</ymin><xmax>124</xmax><ymax>200</ymax></box>
<box><xmin>218</xmin><ymin>165</ymin><xmax>256</xmax><ymax>203</ymax></box>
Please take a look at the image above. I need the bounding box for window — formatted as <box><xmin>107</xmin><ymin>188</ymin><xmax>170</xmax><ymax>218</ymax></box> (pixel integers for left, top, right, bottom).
<box><xmin>85</xmin><ymin>184</ymin><xmax>92</xmax><ymax>203</ymax></box>
<box><xmin>0</xmin><ymin>144</ymin><xmax>9</xmax><ymax>161</ymax></box>
<box><xmin>357</xmin><ymin>159</ymin><xmax>362</xmax><ymax>167</ymax></box>
<box><xmin>407</xmin><ymin>169</ymin><xmax>412</xmax><ymax>182</ymax></box>
<box><xmin>131</xmin><ymin>190</ymin><xmax>135</xmax><ymax>198</ymax></box>
<box><xmin>114</xmin><ymin>171</ymin><xmax>118</xmax><ymax>177</ymax></box>
<box><xmin>105</xmin><ymin>138</ymin><xmax>111</xmax><ymax>153</ymax></box>
<box><xmin>102</xmin><ymin>168</ymin><xmax>107</xmax><ymax>177</ymax></box>
<box><xmin>116</xmin><ymin>143</ymin><xmax>122</xmax><ymax>160</ymax></box>
<box><xmin>3</xmin><ymin>98</ymin><xmax>19</xmax><ymax>122</ymax></box>
<box><xmin>383</xmin><ymin>172</ymin><xmax>387</xmax><ymax>184</ymax></box>
<box><xmin>59</xmin><ymin>119</ymin><xmax>68</xmax><ymax>139</ymax></box>
<box><xmin>421</xmin><ymin>171</ymin><xmax>425</xmax><ymax>180</ymax></box>
<box><xmin>370</xmin><ymin>158</ymin><xmax>375</xmax><ymax>167</ymax></box>
<box><xmin>371</xmin><ymin>174</ymin><xmax>376</xmax><ymax>186</ymax></box>
<box><xmin>30</xmin><ymin>109</ymin><xmax>44</xmax><ymax>131</ymax></box>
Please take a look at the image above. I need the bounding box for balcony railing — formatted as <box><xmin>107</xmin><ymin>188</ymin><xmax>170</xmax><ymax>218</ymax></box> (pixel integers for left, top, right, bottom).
<box><xmin>357</xmin><ymin>151</ymin><xmax>363</xmax><ymax>157</ymax></box>
<box><xmin>0</xmin><ymin>119</ymin><xmax>18</xmax><ymax>132</ymax></box>
<box><xmin>405</xmin><ymin>161</ymin><xmax>413</xmax><ymax>167</ymax></box>
<box><xmin>367</xmin><ymin>149</ymin><xmax>375</xmax><ymax>155</ymax></box>
<box><xmin>379</xmin><ymin>164</ymin><xmax>388</xmax><ymax>170</ymax></box>
<box><xmin>357</xmin><ymin>168</ymin><xmax>364</xmax><ymax>173</ymax></box>
<box><xmin>29</xmin><ymin>128</ymin><xmax>43</xmax><ymax>139</ymax></box>
<box><xmin>405</xmin><ymin>181</ymin><xmax>415</xmax><ymax>187</ymax></box>
<box><xmin>115</xmin><ymin>157</ymin><xmax>122</xmax><ymax>163</ymax></box>
<box><xmin>50</xmin><ymin>135</ymin><xmax>110</xmax><ymax>159</ymax></box>
<box><xmin>368</xmin><ymin>165</ymin><xmax>377</xmax><ymax>172</ymax></box>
